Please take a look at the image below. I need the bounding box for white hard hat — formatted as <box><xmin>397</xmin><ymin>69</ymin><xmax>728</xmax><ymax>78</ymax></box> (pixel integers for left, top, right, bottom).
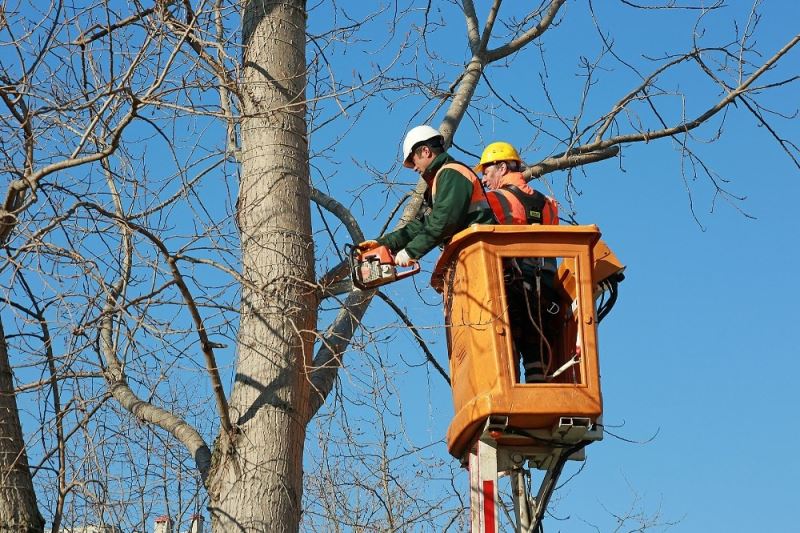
<box><xmin>402</xmin><ymin>125</ymin><xmax>443</xmax><ymax>168</ymax></box>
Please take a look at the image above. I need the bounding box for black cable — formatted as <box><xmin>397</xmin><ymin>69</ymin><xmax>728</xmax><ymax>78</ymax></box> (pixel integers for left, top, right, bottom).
<box><xmin>597</xmin><ymin>273</ymin><xmax>623</xmax><ymax>323</ymax></box>
<box><xmin>529</xmin><ymin>440</ymin><xmax>590</xmax><ymax>532</ymax></box>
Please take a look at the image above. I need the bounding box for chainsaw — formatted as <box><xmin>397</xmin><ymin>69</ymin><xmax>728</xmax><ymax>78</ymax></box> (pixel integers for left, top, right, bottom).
<box><xmin>346</xmin><ymin>244</ymin><xmax>420</xmax><ymax>290</ymax></box>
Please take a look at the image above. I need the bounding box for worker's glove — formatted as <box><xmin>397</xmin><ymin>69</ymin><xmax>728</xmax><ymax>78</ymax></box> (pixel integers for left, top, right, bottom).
<box><xmin>357</xmin><ymin>239</ymin><xmax>380</xmax><ymax>251</ymax></box>
<box><xmin>394</xmin><ymin>249</ymin><xmax>414</xmax><ymax>267</ymax></box>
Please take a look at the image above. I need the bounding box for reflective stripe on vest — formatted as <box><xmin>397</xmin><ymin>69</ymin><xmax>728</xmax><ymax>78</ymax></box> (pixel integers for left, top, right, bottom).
<box><xmin>431</xmin><ymin>163</ymin><xmax>490</xmax><ymax>214</ymax></box>
<box><xmin>487</xmin><ymin>189</ymin><xmax>527</xmax><ymax>224</ymax></box>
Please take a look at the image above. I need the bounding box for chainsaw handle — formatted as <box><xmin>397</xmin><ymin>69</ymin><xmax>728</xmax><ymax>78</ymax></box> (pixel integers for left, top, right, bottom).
<box><xmin>394</xmin><ymin>261</ymin><xmax>421</xmax><ymax>280</ymax></box>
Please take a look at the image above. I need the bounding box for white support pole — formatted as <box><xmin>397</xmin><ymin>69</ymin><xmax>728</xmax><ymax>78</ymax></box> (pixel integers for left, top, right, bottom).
<box><xmin>469</xmin><ymin>436</ymin><xmax>500</xmax><ymax>533</ymax></box>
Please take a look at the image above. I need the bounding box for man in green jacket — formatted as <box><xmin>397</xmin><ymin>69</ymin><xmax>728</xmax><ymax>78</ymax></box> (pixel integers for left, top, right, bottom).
<box><xmin>360</xmin><ymin>125</ymin><xmax>495</xmax><ymax>266</ymax></box>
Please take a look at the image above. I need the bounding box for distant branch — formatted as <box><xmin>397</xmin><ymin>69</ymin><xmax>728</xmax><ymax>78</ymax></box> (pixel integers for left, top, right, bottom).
<box><xmin>529</xmin><ymin>33</ymin><xmax>800</xmax><ymax>178</ymax></box>
<box><xmin>486</xmin><ymin>0</ymin><xmax>567</xmax><ymax>62</ymax></box>
<box><xmin>375</xmin><ymin>291</ymin><xmax>450</xmax><ymax>385</ymax></box>
<box><xmin>82</xmin><ymin>202</ymin><xmax>234</xmax><ymax>447</ymax></box>
<box><xmin>73</xmin><ymin>7</ymin><xmax>157</xmax><ymax>46</ymax></box>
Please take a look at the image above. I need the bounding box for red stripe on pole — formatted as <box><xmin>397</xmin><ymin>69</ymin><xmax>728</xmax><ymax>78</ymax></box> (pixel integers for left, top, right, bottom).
<box><xmin>482</xmin><ymin>480</ymin><xmax>495</xmax><ymax>533</ymax></box>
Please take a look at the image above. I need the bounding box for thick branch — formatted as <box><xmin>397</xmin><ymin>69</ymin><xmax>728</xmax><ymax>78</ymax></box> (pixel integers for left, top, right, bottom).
<box><xmin>99</xmin><ymin>297</ymin><xmax>213</xmax><ymax>484</ymax></box>
<box><xmin>462</xmin><ymin>0</ymin><xmax>481</xmax><ymax>53</ymax></box>
<box><xmin>524</xmin><ymin>146</ymin><xmax>620</xmax><ymax>179</ymax></box>
<box><xmin>0</xmin><ymin>97</ymin><xmax>139</xmax><ymax>246</ymax></box>
<box><xmin>308</xmin><ymin>290</ymin><xmax>373</xmax><ymax>417</ymax></box>
<box><xmin>313</xmin><ymin>186</ymin><xmax>364</xmax><ymax>288</ymax></box>
<box><xmin>308</xmin><ymin>185</ymin><xmax>377</xmax><ymax>415</ymax></box>
<box><xmin>476</xmin><ymin>0</ymin><xmax>503</xmax><ymax>55</ymax></box>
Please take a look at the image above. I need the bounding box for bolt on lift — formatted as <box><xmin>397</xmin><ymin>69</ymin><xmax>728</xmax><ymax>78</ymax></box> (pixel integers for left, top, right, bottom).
<box><xmin>431</xmin><ymin>224</ymin><xmax>624</xmax><ymax>533</ymax></box>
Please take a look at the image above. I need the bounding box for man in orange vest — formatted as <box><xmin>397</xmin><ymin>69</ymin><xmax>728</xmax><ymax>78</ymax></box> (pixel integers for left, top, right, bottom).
<box><xmin>474</xmin><ymin>142</ymin><xmax>561</xmax><ymax>383</ymax></box>
<box><xmin>474</xmin><ymin>142</ymin><xmax>558</xmax><ymax>226</ymax></box>
<box><xmin>359</xmin><ymin>125</ymin><xmax>495</xmax><ymax>265</ymax></box>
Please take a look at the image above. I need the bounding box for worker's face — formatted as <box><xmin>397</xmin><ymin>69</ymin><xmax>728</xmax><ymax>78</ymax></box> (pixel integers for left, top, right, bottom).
<box><xmin>410</xmin><ymin>145</ymin><xmax>435</xmax><ymax>175</ymax></box>
<box><xmin>481</xmin><ymin>161</ymin><xmax>506</xmax><ymax>190</ymax></box>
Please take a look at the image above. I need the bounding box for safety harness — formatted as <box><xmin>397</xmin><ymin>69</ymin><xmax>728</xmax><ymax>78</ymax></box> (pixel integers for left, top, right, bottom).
<box><xmin>487</xmin><ymin>184</ymin><xmax>559</xmax><ymax>226</ymax></box>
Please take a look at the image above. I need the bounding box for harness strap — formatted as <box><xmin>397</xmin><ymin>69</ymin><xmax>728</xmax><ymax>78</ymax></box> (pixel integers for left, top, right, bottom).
<box><xmin>502</xmin><ymin>185</ymin><xmax>547</xmax><ymax>224</ymax></box>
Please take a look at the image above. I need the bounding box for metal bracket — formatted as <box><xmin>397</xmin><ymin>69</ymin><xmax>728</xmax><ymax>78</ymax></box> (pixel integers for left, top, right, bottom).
<box><xmin>485</xmin><ymin>415</ymin><xmax>510</xmax><ymax>433</ymax></box>
<box><xmin>466</xmin><ymin>416</ymin><xmax>601</xmax><ymax>532</ymax></box>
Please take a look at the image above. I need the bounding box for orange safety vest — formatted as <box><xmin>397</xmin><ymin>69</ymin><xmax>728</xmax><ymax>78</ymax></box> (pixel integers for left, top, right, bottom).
<box><xmin>431</xmin><ymin>163</ymin><xmax>491</xmax><ymax>215</ymax></box>
<box><xmin>487</xmin><ymin>185</ymin><xmax>558</xmax><ymax>225</ymax></box>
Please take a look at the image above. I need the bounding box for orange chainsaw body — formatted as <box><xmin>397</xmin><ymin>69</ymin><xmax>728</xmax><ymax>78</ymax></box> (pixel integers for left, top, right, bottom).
<box><xmin>349</xmin><ymin>245</ymin><xmax>420</xmax><ymax>289</ymax></box>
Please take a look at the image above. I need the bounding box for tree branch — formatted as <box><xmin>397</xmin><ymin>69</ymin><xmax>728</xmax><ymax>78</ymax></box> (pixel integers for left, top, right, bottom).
<box><xmin>374</xmin><ymin>290</ymin><xmax>450</xmax><ymax>385</ymax></box>
<box><xmin>462</xmin><ymin>0</ymin><xmax>481</xmax><ymax>54</ymax></box>
<box><xmin>308</xmin><ymin>290</ymin><xmax>374</xmax><ymax>418</ymax></box>
<box><xmin>0</xmin><ymin>94</ymin><xmax>139</xmax><ymax>246</ymax></box>
<box><xmin>486</xmin><ymin>0</ymin><xmax>567</xmax><ymax>62</ymax></box>
<box><xmin>100</xmin><ymin>303</ymin><xmax>213</xmax><ymax>483</ymax></box>
<box><xmin>73</xmin><ymin>7</ymin><xmax>158</xmax><ymax>47</ymax></box>
<box><xmin>86</xmin><ymin>202</ymin><xmax>235</xmax><ymax>441</ymax></box>
<box><xmin>527</xmin><ymin>33</ymin><xmax>800</xmax><ymax>178</ymax></box>
<box><xmin>524</xmin><ymin>146</ymin><xmax>620</xmax><ymax>179</ymax></box>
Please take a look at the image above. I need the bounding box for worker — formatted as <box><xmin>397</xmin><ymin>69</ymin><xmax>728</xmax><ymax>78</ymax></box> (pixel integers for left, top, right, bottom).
<box><xmin>359</xmin><ymin>125</ymin><xmax>495</xmax><ymax>266</ymax></box>
<box><xmin>474</xmin><ymin>142</ymin><xmax>561</xmax><ymax>383</ymax></box>
<box><xmin>475</xmin><ymin>142</ymin><xmax>558</xmax><ymax>226</ymax></box>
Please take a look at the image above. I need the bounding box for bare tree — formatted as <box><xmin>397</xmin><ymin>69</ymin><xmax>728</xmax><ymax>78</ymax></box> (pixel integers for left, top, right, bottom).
<box><xmin>0</xmin><ymin>0</ymin><xmax>797</xmax><ymax>531</ymax></box>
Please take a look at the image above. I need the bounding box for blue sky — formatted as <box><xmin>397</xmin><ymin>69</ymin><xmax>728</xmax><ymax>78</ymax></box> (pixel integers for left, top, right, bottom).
<box><xmin>306</xmin><ymin>2</ymin><xmax>800</xmax><ymax>531</ymax></box>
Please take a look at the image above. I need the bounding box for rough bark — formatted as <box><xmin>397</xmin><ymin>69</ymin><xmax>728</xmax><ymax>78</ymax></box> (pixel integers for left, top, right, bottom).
<box><xmin>207</xmin><ymin>0</ymin><xmax>316</xmax><ymax>530</ymax></box>
<box><xmin>0</xmin><ymin>318</ymin><xmax>45</xmax><ymax>532</ymax></box>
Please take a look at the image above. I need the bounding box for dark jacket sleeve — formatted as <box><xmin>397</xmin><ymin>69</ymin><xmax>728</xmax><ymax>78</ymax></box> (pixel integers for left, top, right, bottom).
<box><xmin>377</xmin><ymin>219</ymin><xmax>423</xmax><ymax>253</ymax></box>
<box><xmin>380</xmin><ymin>169</ymin><xmax>473</xmax><ymax>259</ymax></box>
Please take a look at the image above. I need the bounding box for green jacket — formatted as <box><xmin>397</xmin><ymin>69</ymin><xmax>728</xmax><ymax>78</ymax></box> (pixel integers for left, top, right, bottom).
<box><xmin>379</xmin><ymin>152</ymin><xmax>495</xmax><ymax>259</ymax></box>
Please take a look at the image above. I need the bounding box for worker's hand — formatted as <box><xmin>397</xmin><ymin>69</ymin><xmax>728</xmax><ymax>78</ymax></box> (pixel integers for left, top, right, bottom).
<box><xmin>357</xmin><ymin>239</ymin><xmax>380</xmax><ymax>251</ymax></box>
<box><xmin>394</xmin><ymin>249</ymin><xmax>414</xmax><ymax>267</ymax></box>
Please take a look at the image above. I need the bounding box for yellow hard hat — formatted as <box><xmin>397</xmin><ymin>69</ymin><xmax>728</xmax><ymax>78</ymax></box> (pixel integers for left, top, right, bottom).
<box><xmin>473</xmin><ymin>142</ymin><xmax>521</xmax><ymax>173</ymax></box>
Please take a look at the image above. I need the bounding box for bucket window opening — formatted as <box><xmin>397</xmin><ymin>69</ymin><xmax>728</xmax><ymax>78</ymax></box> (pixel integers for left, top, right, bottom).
<box><xmin>501</xmin><ymin>254</ymin><xmax>583</xmax><ymax>386</ymax></box>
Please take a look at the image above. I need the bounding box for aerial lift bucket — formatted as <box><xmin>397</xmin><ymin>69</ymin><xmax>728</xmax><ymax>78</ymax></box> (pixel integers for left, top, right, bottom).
<box><xmin>431</xmin><ymin>224</ymin><xmax>624</xmax><ymax>532</ymax></box>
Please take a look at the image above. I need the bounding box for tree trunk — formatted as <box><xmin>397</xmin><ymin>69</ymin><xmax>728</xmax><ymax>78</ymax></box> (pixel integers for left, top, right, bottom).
<box><xmin>0</xmin><ymin>318</ymin><xmax>45</xmax><ymax>532</ymax></box>
<box><xmin>208</xmin><ymin>0</ymin><xmax>315</xmax><ymax>530</ymax></box>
